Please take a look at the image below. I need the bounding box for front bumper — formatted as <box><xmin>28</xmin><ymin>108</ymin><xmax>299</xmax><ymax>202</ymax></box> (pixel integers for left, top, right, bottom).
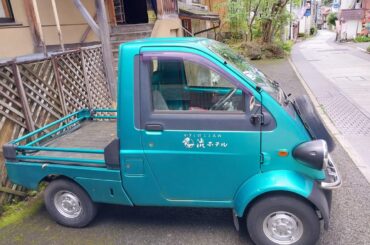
<box><xmin>308</xmin><ymin>154</ymin><xmax>340</xmax><ymax>230</ymax></box>
<box><xmin>319</xmin><ymin>155</ymin><xmax>342</xmax><ymax>189</ymax></box>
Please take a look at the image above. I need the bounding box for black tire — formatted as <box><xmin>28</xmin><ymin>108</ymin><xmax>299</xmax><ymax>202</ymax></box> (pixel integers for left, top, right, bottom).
<box><xmin>44</xmin><ymin>178</ymin><xmax>97</xmax><ymax>228</ymax></box>
<box><xmin>246</xmin><ymin>194</ymin><xmax>320</xmax><ymax>245</ymax></box>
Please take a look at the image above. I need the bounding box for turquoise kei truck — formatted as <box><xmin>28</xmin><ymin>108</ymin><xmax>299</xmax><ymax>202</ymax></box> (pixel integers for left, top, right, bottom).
<box><xmin>3</xmin><ymin>38</ymin><xmax>341</xmax><ymax>245</ymax></box>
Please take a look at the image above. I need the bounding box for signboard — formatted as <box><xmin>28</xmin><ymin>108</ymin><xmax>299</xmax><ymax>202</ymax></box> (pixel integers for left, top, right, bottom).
<box><xmin>332</xmin><ymin>0</ymin><xmax>340</xmax><ymax>9</ymax></box>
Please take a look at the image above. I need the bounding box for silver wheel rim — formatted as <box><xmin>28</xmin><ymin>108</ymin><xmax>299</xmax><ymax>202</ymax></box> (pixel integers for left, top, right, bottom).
<box><xmin>54</xmin><ymin>191</ymin><xmax>82</xmax><ymax>218</ymax></box>
<box><xmin>262</xmin><ymin>211</ymin><xmax>304</xmax><ymax>245</ymax></box>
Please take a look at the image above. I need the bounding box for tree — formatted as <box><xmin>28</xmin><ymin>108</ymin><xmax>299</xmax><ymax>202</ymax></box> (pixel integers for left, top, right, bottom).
<box><xmin>245</xmin><ymin>0</ymin><xmax>263</xmax><ymax>41</ymax></box>
<box><xmin>260</xmin><ymin>0</ymin><xmax>289</xmax><ymax>43</ymax></box>
<box><xmin>220</xmin><ymin>0</ymin><xmax>302</xmax><ymax>43</ymax></box>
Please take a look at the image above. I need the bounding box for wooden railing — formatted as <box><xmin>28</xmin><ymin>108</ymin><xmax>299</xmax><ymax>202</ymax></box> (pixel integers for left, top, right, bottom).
<box><xmin>0</xmin><ymin>45</ymin><xmax>112</xmax><ymax>205</ymax></box>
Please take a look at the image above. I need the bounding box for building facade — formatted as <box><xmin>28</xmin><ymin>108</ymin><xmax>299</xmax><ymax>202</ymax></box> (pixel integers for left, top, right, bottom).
<box><xmin>0</xmin><ymin>0</ymin><xmax>182</xmax><ymax>59</ymax></box>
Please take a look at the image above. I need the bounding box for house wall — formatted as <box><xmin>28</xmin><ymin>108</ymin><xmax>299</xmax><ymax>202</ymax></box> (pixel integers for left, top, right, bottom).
<box><xmin>151</xmin><ymin>18</ymin><xmax>183</xmax><ymax>37</ymax></box>
<box><xmin>38</xmin><ymin>0</ymin><xmax>98</xmax><ymax>46</ymax></box>
<box><xmin>341</xmin><ymin>20</ymin><xmax>362</xmax><ymax>39</ymax></box>
<box><xmin>0</xmin><ymin>1</ymin><xmax>34</xmax><ymax>57</ymax></box>
<box><xmin>0</xmin><ymin>0</ymin><xmax>100</xmax><ymax>59</ymax></box>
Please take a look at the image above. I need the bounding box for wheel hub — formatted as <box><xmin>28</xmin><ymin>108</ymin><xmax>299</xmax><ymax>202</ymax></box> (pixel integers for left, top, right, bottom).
<box><xmin>263</xmin><ymin>211</ymin><xmax>303</xmax><ymax>244</ymax></box>
<box><xmin>54</xmin><ymin>191</ymin><xmax>82</xmax><ymax>218</ymax></box>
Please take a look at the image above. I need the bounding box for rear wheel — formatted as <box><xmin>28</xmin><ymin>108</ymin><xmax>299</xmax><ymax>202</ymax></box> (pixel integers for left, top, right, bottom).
<box><xmin>246</xmin><ymin>194</ymin><xmax>320</xmax><ymax>245</ymax></box>
<box><xmin>44</xmin><ymin>179</ymin><xmax>97</xmax><ymax>227</ymax></box>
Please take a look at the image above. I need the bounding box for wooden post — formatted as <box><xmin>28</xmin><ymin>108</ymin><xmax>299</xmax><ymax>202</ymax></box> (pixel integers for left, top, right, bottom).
<box><xmin>31</xmin><ymin>0</ymin><xmax>47</xmax><ymax>56</ymax></box>
<box><xmin>106</xmin><ymin>0</ymin><xmax>117</xmax><ymax>26</ymax></box>
<box><xmin>156</xmin><ymin>0</ymin><xmax>164</xmax><ymax>19</ymax></box>
<box><xmin>51</xmin><ymin>0</ymin><xmax>65</xmax><ymax>51</ymax></box>
<box><xmin>24</xmin><ymin>0</ymin><xmax>42</xmax><ymax>52</ymax></box>
<box><xmin>11</xmin><ymin>63</ymin><xmax>36</xmax><ymax>133</ymax></box>
<box><xmin>80</xmin><ymin>13</ymin><xmax>97</xmax><ymax>44</ymax></box>
<box><xmin>96</xmin><ymin>0</ymin><xmax>116</xmax><ymax>101</ymax></box>
<box><xmin>73</xmin><ymin>0</ymin><xmax>101</xmax><ymax>38</ymax></box>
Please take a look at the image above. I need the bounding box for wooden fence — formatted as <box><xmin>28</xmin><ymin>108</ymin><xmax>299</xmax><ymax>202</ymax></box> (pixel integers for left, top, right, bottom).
<box><xmin>0</xmin><ymin>45</ymin><xmax>113</xmax><ymax>205</ymax></box>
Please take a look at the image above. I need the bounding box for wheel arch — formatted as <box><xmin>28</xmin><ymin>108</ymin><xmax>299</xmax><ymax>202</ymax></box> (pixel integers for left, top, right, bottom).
<box><xmin>39</xmin><ymin>174</ymin><xmax>90</xmax><ymax>195</ymax></box>
<box><xmin>233</xmin><ymin>170</ymin><xmax>331</xmax><ymax>229</ymax></box>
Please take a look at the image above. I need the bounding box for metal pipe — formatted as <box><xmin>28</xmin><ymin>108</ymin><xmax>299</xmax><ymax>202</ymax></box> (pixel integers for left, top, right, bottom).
<box><xmin>12</xmin><ymin>109</ymin><xmax>85</xmax><ymax>144</ymax></box>
<box><xmin>193</xmin><ymin>20</ymin><xmax>220</xmax><ymax>36</ymax></box>
<box><xmin>25</xmin><ymin>118</ymin><xmax>81</xmax><ymax>146</ymax></box>
<box><xmin>94</xmin><ymin>108</ymin><xmax>117</xmax><ymax>112</ymax></box>
<box><xmin>16</xmin><ymin>146</ymin><xmax>104</xmax><ymax>154</ymax></box>
<box><xmin>93</xmin><ymin>116</ymin><xmax>117</xmax><ymax>119</ymax></box>
<box><xmin>16</xmin><ymin>155</ymin><xmax>105</xmax><ymax>164</ymax></box>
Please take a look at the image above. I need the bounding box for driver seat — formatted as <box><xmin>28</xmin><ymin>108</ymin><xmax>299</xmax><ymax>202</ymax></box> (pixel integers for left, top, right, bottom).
<box><xmin>152</xmin><ymin>89</ymin><xmax>169</xmax><ymax>110</ymax></box>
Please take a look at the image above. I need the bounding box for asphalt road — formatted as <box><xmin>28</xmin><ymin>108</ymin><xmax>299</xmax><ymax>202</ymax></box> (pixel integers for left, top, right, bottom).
<box><xmin>291</xmin><ymin>30</ymin><xmax>370</xmax><ymax>182</ymax></box>
<box><xmin>0</xmin><ymin>58</ymin><xmax>369</xmax><ymax>245</ymax></box>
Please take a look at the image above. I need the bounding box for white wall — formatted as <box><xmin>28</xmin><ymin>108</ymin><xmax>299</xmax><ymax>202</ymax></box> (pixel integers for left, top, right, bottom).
<box><xmin>340</xmin><ymin>20</ymin><xmax>362</xmax><ymax>39</ymax></box>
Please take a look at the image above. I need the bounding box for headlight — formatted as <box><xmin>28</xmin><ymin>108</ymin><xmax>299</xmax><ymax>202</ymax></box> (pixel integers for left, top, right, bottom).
<box><xmin>293</xmin><ymin>139</ymin><xmax>328</xmax><ymax>170</ymax></box>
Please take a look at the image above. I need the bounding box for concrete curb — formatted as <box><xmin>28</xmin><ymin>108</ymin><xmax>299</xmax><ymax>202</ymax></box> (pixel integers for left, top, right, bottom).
<box><xmin>355</xmin><ymin>47</ymin><xmax>368</xmax><ymax>53</ymax></box>
<box><xmin>288</xmin><ymin>58</ymin><xmax>370</xmax><ymax>184</ymax></box>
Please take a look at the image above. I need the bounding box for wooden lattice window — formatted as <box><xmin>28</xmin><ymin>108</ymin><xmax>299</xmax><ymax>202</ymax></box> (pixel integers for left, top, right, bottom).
<box><xmin>0</xmin><ymin>0</ymin><xmax>14</xmax><ymax>23</ymax></box>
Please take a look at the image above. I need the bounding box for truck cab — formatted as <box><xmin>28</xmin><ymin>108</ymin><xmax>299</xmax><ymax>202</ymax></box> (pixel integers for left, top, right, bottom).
<box><xmin>4</xmin><ymin>38</ymin><xmax>341</xmax><ymax>245</ymax></box>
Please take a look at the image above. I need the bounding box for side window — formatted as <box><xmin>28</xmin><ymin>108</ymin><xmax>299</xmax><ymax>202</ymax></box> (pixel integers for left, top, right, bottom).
<box><xmin>146</xmin><ymin>55</ymin><xmax>247</xmax><ymax>112</ymax></box>
<box><xmin>184</xmin><ymin>61</ymin><xmax>232</xmax><ymax>88</ymax></box>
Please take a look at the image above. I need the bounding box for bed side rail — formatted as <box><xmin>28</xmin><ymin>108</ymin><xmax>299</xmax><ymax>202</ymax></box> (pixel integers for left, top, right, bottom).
<box><xmin>3</xmin><ymin>108</ymin><xmax>117</xmax><ymax>167</ymax></box>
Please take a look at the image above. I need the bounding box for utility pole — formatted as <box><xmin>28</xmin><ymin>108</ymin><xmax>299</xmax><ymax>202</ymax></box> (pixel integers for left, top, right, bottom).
<box><xmin>289</xmin><ymin>0</ymin><xmax>293</xmax><ymax>39</ymax></box>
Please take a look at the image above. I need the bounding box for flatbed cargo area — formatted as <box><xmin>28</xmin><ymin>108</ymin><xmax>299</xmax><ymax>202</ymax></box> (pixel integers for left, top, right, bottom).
<box><xmin>36</xmin><ymin>121</ymin><xmax>116</xmax><ymax>160</ymax></box>
<box><xmin>4</xmin><ymin>108</ymin><xmax>118</xmax><ymax>167</ymax></box>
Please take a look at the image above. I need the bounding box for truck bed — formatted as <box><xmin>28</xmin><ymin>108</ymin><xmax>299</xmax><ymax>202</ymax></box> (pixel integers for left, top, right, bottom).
<box><xmin>35</xmin><ymin>121</ymin><xmax>116</xmax><ymax>160</ymax></box>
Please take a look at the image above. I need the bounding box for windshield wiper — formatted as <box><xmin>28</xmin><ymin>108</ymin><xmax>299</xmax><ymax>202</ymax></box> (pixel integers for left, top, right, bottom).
<box><xmin>284</xmin><ymin>93</ymin><xmax>292</xmax><ymax>105</ymax></box>
<box><xmin>272</xmin><ymin>80</ymin><xmax>280</xmax><ymax>88</ymax></box>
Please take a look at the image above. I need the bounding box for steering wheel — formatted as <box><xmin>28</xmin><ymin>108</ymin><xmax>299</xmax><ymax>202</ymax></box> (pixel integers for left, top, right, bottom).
<box><xmin>210</xmin><ymin>88</ymin><xmax>238</xmax><ymax>110</ymax></box>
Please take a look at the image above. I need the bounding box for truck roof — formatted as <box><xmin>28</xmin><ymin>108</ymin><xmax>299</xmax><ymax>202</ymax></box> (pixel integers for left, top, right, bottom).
<box><xmin>123</xmin><ymin>37</ymin><xmax>208</xmax><ymax>45</ymax></box>
<box><xmin>119</xmin><ymin>37</ymin><xmax>213</xmax><ymax>51</ymax></box>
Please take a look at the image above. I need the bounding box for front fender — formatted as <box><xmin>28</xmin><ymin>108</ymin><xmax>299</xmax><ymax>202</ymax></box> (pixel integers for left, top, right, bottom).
<box><xmin>234</xmin><ymin>170</ymin><xmax>332</xmax><ymax>229</ymax></box>
<box><xmin>233</xmin><ymin>170</ymin><xmax>314</xmax><ymax>217</ymax></box>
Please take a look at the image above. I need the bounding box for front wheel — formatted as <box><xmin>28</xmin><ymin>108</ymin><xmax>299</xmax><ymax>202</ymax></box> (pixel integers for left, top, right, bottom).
<box><xmin>44</xmin><ymin>179</ymin><xmax>97</xmax><ymax>227</ymax></box>
<box><xmin>246</xmin><ymin>194</ymin><xmax>320</xmax><ymax>245</ymax></box>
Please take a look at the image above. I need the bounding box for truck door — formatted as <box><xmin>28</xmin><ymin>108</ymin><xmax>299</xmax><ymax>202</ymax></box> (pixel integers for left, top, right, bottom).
<box><xmin>138</xmin><ymin>51</ymin><xmax>262</xmax><ymax>202</ymax></box>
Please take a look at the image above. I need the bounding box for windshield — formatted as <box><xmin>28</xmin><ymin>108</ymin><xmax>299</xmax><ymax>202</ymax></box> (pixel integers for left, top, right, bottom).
<box><xmin>203</xmin><ymin>40</ymin><xmax>285</xmax><ymax>104</ymax></box>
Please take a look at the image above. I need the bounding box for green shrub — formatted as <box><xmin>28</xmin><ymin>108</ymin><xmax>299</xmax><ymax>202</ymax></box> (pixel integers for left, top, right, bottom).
<box><xmin>354</xmin><ymin>36</ymin><xmax>370</xmax><ymax>43</ymax></box>
<box><xmin>239</xmin><ymin>42</ymin><xmax>262</xmax><ymax>60</ymax></box>
<box><xmin>278</xmin><ymin>40</ymin><xmax>294</xmax><ymax>54</ymax></box>
<box><xmin>310</xmin><ymin>27</ymin><xmax>317</xmax><ymax>36</ymax></box>
<box><xmin>263</xmin><ymin>43</ymin><xmax>285</xmax><ymax>59</ymax></box>
<box><xmin>367</xmin><ymin>45</ymin><xmax>370</xmax><ymax>53</ymax></box>
<box><xmin>327</xmin><ymin>13</ymin><xmax>337</xmax><ymax>26</ymax></box>
<box><xmin>298</xmin><ymin>33</ymin><xmax>307</xmax><ymax>38</ymax></box>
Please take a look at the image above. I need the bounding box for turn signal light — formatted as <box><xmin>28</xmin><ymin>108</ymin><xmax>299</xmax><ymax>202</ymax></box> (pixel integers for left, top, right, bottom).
<box><xmin>278</xmin><ymin>150</ymin><xmax>289</xmax><ymax>157</ymax></box>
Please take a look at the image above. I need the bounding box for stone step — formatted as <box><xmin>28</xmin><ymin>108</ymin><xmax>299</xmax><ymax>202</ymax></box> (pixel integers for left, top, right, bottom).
<box><xmin>111</xmin><ymin>23</ymin><xmax>154</xmax><ymax>33</ymax></box>
<box><xmin>110</xmin><ymin>31</ymin><xmax>152</xmax><ymax>41</ymax></box>
<box><xmin>112</xmin><ymin>50</ymin><xmax>119</xmax><ymax>58</ymax></box>
<box><xmin>110</xmin><ymin>24</ymin><xmax>154</xmax><ymax>75</ymax></box>
<box><xmin>111</xmin><ymin>41</ymin><xmax>126</xmax><ymax>50</ymax></box>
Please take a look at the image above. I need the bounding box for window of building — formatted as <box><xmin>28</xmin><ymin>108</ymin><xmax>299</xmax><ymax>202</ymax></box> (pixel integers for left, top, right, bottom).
<box><xmin>0</xmin><ymin>0</ymin><xmax>14</xmax><ymax>23</ymax></box>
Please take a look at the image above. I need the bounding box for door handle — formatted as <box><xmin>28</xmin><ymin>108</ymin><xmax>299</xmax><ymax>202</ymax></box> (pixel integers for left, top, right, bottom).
<box><xmin>145</xmin><ymin>123</ymin><xmax>164</xmax><ymax>131</ymax></box>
